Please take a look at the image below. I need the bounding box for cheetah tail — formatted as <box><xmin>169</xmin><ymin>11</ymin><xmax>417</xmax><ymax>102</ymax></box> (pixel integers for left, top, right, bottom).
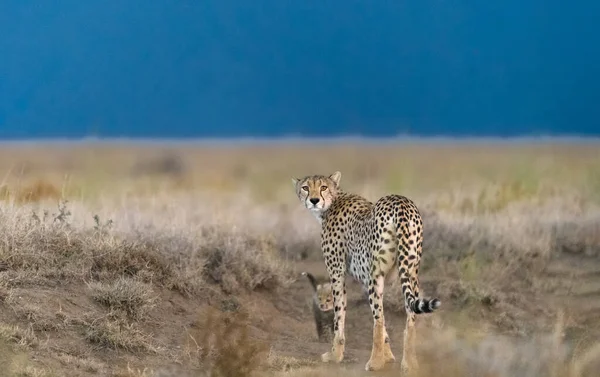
<box><xmin>399</xmin><ymin>272</ymin><xmax>441</xmax><ymax>314</ymax></box>
<box><xmin>411</xmin><ymin>297</ymin><xmax>442</xmax><ymax>314</ymax></box>
<box><xmin>301</xmin><ymin>271</ymin><xmax>319</xmax><ymax>292</ymax></box>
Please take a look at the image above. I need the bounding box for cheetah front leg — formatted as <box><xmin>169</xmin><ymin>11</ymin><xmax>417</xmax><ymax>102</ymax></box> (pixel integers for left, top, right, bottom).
<box><xmin>321</xmin><ymin>271</ymin><xmax>346</xmax><ymax>364</ymax></box>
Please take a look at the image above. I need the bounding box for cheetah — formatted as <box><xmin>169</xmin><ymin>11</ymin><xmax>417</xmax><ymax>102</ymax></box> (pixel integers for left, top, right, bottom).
<box><xmin>301</xmin><ymin>271</ymin><xmax>335</xmax><ymax>342</ymax></box>
<box><xmin>292</xmin><ymin>171</ymin><xmax>441</xmax><ymax>372</ymax></box>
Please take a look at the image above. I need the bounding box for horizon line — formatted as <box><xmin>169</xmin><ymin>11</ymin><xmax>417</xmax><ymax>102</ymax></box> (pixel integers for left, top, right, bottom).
<box><xmin>1</xmin><ymin>134</ymin><xmax>600</xmax><ymax>146</ymax></box>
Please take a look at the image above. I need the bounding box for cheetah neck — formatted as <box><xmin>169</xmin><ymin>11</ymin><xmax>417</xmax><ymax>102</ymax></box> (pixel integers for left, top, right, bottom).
<box><xmin>312</xmin><ymin>191</ymin><xmax>352</xmax><ymax>225</ymax></box>
<box><xmin>311</xmin><ymin>210</ymin><xmax>323</xmax><ymax>225</ymax></box>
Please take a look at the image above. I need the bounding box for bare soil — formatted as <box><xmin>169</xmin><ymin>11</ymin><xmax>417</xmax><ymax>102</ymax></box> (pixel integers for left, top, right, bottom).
<box><xmin>2</xmin><ymin>250</ymin><xmax>599</xmax><ymax>377</ymax></box>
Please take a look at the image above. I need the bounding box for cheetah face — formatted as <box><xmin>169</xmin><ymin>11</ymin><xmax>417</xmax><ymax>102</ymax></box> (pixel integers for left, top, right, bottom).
<box><xmin>292</xmin><ymin>171</ymin><xmax>342</xmax><ymax>213</ymax></box>
<box><xmin>315</xmin><ymin>283</ymin><xmax>334</xmax><ymax>311</ymax></box>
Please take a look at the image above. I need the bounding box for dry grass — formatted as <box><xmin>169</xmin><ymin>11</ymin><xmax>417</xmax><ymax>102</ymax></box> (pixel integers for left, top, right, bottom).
<box><xmin>87</xmin><ymin>278</ymin><xmax>158</xmax><ymax>320</ymax></box>
<box><xmin>183</xmin><ymin>307</ymin><xmax>270</xmax><ymax>377</ymax></box>
<box><xmin>259</xmin><ymin>313</ymin><xmax>600</xmax><ymax>377</ymax></box>
<box><xmin>0</xmin><ymin>324</ymin><xmax>39</xmax><ymax>350</ymax></box>
<box><xmin>0</xmin><ymin>197</ymin><xmax>293</xmax><ymax>295</ymax></box>
<box><xmin>0</xmin><ymin>141</ymin><xmax>598</xmax><ymax>376</ymax></box>
<box><xmin>82</xmin><ymin>315</ymin><xmax>156</xmax><ymax>353</ymax></box>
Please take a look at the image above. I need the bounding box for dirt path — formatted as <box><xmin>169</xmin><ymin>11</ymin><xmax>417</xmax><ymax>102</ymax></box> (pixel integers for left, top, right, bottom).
<box><xmin>262</xmin><ymin>260</ymin><xmax>420</xmax><ymax>371</ymax></box>
<box><xmin>258</xmin><ymin>251</ymin><xmax>600</xmax><ymax>374</ymax></box>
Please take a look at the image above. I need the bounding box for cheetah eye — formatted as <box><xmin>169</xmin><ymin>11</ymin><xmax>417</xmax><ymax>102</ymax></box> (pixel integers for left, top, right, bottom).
<box><xmin>320</xmin><ymin>185</ymin><xmax>328</xmax><ymax>191</ymax></box>
<box><xmin>301</xmin><ymin>186</ymin><xmax>309</xmax><ymax>192</ymax></box>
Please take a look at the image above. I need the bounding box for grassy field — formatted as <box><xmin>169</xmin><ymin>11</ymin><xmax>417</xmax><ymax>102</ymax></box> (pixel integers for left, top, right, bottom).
<box><xmin>0</xmin><ymin>140</ymin><xmax>599</xmax><ymax>377</ymax></box>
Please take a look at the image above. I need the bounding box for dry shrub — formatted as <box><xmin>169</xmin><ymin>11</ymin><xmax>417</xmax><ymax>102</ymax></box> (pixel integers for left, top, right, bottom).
<box><xmin>200</xmin><ymin>228</ymin><xmax>293</xmax><ymax>294</ymax></box>
<box><xmin>87</xmin><ymin>237</ymin><xmax>175</xmax><ymax>285</ymax></box>
<box><xmin>88</xmin><ymin>278</ymin><xmax>158</xmax><ymax>320</ymax></box>
<box><xmin>0</xmin><ymin>213</ymin><xmax>174</xmax><ymax>288</ymax></box>
<box><xmin>83</xmin><ymin>316</ymin><xmax>156</xmax><ymax>353</ymax></box>
<box><xmin>13</xmin><ymin>180</ymin><xmax>61</xmax><ymax>204</ymax></box>
<box><xmin>0</xmin><ymin>201</ymin><xmax>292</xmax><ymax>296</ymax></box>
<box><xmin>186</xmin><ymin>307</ymin><xmax>269</xmax><ymax>377</ymax></box>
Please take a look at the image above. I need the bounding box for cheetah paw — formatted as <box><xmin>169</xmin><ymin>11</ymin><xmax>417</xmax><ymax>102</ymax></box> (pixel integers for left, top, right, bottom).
<box><xmin>321</xmin><ymin>351</ymin><xmax>343</xmax><ymax>363</ymax></box>
<box><xmin>365</xmin><ymin>356</ymin><xmax>386</xmax><ymax>371</ymax></box>
<box><xmin>400</xmin><ymin>360</ymin><xmax>410</xmax><ymax>375</ymax></box>
<box><xmin>400</xmin><ymin>359</ymin><xmax>418</xmax><ymax>375</ymax></box>
<box><xmin>383</xmin><ymin>345</ymin><xmax>396</xmax><ymax>363</ymax></box>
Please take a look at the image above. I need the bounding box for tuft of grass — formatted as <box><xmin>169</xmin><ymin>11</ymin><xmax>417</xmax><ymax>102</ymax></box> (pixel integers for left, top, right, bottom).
<box><xmin>9</xmin><ymin>365</ymin><xmax>58</xmax><ymax>377</ymax></box>
<box><xmin>0</xmin><ymin>324</ymin><xmax>39</xmax><ymax>350</ymax></box>
<box><xmin>265</xmin><ymin>349</ymin><xmax>317</xmax><ymax>372</ymax></box>
<box><xmin>200</xmin><ymin>230</ymin><xmax>293</xmax><ymax>294</ymax></box>
<box><xmin>83</xmin><ymin>316</ymin><xmax>156</xmax><ymax>353</ymax></box>
<box><xmin>112</xmin><ymin>363</ymin><xmax>157</xmax><ymax>377</ymax></box>
<box><xmin>55</xmin><ymin>352</ymin><xmax>106</xmax><ymax>374</ymax></box>
<box><xmin>184</xmin><ymin>307</ymin><xmax>269</xmax><ymax>377</ymax></box>
<box><xmin>87</xmin><ymin>278</ymin><xmax>158</xmax><ymax>320</ymax></box>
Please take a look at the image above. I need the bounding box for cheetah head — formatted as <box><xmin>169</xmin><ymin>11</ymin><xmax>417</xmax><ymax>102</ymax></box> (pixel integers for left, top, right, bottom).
<box><xmin>292</xmin><ymin>171</ymin><xmax>342</xmax><ymax>213</ymax></box>
<box><xmin>315</xmin><ymin>282</ymin><xmax>334</xmax><ymax>312</ymax></box>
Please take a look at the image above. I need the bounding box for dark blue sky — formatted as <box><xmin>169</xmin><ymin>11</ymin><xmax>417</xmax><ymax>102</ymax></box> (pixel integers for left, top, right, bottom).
<box><xmin>1</xmin><ymin>1</ymin><xmax>598</xmax><ymax>139</ymax></box>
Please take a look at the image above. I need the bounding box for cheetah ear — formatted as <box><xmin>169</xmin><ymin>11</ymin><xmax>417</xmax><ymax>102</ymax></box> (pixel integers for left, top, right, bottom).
<box><xmin>291</xmin><ymin>177</ymin><xmax>299</xmax><ymax>188</ymax></box>
<box><xmin>329</xmin><ymin>171</ymin><xmax>342</xmax><ymax>186</ymax></box>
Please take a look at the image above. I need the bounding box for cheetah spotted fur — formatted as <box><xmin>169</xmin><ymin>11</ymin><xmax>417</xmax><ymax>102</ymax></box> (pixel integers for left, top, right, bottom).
<box><xmin>292</xmin><ymin>171</ymin><xmax>441</xmax><ymax>372</ymax></box>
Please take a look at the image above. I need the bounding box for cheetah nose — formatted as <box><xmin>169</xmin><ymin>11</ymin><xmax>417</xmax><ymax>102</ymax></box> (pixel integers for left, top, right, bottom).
<box><xmin>309</xmin><ymin>198</ymin><xmax>320</xmax><ymax>205</ymax></box>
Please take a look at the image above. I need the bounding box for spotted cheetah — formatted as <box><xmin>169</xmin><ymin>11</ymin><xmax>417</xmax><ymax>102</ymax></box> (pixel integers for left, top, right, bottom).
<box><xmin>292</xmin><ymin>171</ymin><xmax>441</xmax><ymax>372</ymax></box>
<box><xmin>301</xmin><ymin>271</ymin><xmax>335</xmax><ymax>342</ymax></box>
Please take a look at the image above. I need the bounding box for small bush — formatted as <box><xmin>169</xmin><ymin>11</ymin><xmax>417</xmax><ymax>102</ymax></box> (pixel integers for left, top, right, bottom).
<box><xmin>201</xmin><ymin>230</ymin><xmax>293</xmax><ymax>294</ymax></box>
<box><xmin>83</xmin><ymin>317</ymin><xmax>155</xmax><ymax>353</ymax></box>
<box><xmin>186</xmin><ymin>307</ymin><xmax>269</xmax><ymax>377</ymax></box>
<box><xmin>88</xmin><ymin>278</ymin><xmax>158</xmax><ymax>320</ymax></box>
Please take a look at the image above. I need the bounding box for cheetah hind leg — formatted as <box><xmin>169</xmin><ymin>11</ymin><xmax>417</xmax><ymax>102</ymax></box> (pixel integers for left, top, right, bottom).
<box><xmin>365</xmin><ymin>276</ymin><xmax>388</xmax><ymax>371</ymax></box>
<box><xmin>401</xmin><ymin>312</ymin><xmax>418</xmax><ymax>374</ymax></box>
